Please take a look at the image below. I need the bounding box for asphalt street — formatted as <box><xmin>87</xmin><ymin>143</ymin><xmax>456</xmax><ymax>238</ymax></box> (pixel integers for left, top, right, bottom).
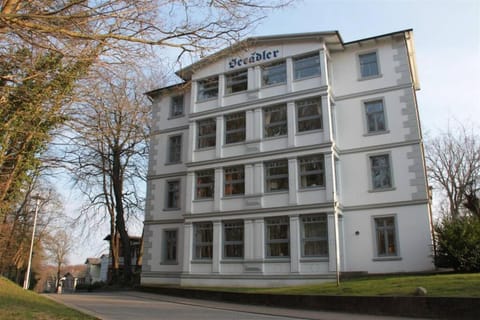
<box><xmin>47</xmin><ymin>291</ymin><xmax>428</xmax><ymax>320</ymax></box>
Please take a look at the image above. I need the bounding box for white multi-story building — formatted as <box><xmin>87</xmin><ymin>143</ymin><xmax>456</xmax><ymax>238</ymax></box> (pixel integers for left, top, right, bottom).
<box><xmin>141</xmin><ymin>29</ymin><xmax>434</xmax><ymax>287</ymax></box>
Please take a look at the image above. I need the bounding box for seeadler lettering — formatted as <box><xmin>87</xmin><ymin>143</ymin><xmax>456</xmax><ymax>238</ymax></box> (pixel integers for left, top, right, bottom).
<box><xmin>228</xmin><ymin>50</ymin><xmax>280</xmax><ymax>69</ymax></box>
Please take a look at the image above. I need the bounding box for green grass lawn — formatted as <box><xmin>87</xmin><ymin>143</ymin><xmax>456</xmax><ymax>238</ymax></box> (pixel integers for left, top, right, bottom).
<box><xmin>190</xmin><ymin>273</ymin><xmax>480</xmax><ymax>297</ymax></box>
<box><xmin>0</xmin><ymin>277</ymin><xmax>97</xmax><ymax>320</ymax></box>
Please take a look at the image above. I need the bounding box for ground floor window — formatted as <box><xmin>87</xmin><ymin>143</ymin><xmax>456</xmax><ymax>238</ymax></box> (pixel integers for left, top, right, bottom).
<box><xmin>163</xmin><ymin>230</ymin><xmax>178</xmax><ymax>263</ymax></box>
<box><xmin>301</xmin><ymin>214</ymin><xmax>328</xmax><ymax>257</ymax></box>
<box><xmin>265</xmin><ymin>216</ymin><xmax>290</xmax><ymax>258</ymax></box>
<box><xmin>223</xmin><ymin>221</ymin><xmax>244</xmax><ymax>258</ymax></box>
<box><xmin>194</xmin><ymin>222</ymin><xmax>213</xmax><ymax>259</ymax></box>
<box><xmin>374</xmin><ymin>216</ymin><xmax>398</xmax><ymax>257</ymax></box>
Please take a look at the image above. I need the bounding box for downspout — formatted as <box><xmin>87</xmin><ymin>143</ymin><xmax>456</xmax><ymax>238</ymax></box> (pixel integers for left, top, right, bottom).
<box><xmin>323</xmin><ymin>46</ymin><xmax>341</xmax><ymax>286</ymax></box>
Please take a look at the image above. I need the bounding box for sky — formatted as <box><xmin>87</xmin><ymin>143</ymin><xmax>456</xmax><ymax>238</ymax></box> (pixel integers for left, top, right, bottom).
<box><xmin>67</xmin><ymin>0</ymin><xmax>480</xmax><ymax>264</ymax></box>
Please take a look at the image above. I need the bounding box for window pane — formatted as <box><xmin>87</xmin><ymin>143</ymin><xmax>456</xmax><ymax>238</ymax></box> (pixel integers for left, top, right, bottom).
<box><xmin>297</xmin><ymin>98</ymin><xmax>322</xmax><ymax>132</ymax></box>
<box><xmin>197</xmin><ymin>118</ymin><xmax>216</xmax><ymax>149</ymax></box>
<box><xmin>359</xmin><ymin>52</ymin><xmax>379</xmax><ymax>78</ymax></box>
<box><xmin>264</xmin><ymin>104</ymin><xmax>287</xmax><ymax>137</ymax></box>
<box><xmin>370</xmin><ymin>155</ymin><xmax>392</xmax><ymax>189</ymax></box>
<box><xmin>265</xmin><ymin>160</ymin><xmax>289</xmax><ymax>192</ymax></box>
<box><xmin>166</xmin><ymin>181</ymin><xmax>180</xmax><ymax>208</ymax></box>
<box><xmin>226</xmin><ymin>70</ymin><xmax>248</xmax><ymax>94</ymax></box>
<box><xmin>224</xmin><ymin>166</ymin><xmax>245</xmax><ymax>196</ymax></box>
<box><xmin>262</xmin><ymin>61</ymin><xmax>286</xmax><ymax>86</ymax></box>
<box><xmin>224</xmin><ymin>221</ymin><xmax>244</xmax><ymax>258</ymax></box>
<box><xmin>194</xmin><ymin>223</ymin><xmax>213</xmax><ymax>259</ymax></box>
<box><xmin>294</xmin><ymin>53</ymin><xmax>320</xmax><ymax>79</ymax></box>
<box><xmin>168</xmin><ymin>135</ymin><xmax>182</xmax><ymax>163</ymax></box>
<box><xmin>301</xmin><ymin>214</ymin><xmax>328</xmax><ymax>257</ymax></box>
<box><xmin>265</xmin><ymin>217</ymin><xmax>289</xmax><ymax>258</ymax></box>
<box><xmin>365</xmin><ymin>100</ymin><xmax>386</xmax><ymax>133</ymax></box>
<box><xmin>225</xmin><ymin>112</ymin><xmax>246</xmax><ymax>144</ymax></box>
<box><xmin>197</xmin><ymin>77</ymin><xmax>219</xmax><ymax>100</ymax></box>
<box><xmin>375</xmin><ymin>217</ymin><xmax>397</xmax><ymax>256</ymax></box>
<box><xmin>170</xmin><ymin>95</ymin><xmax>184</xmax><ymax>117</ymax></box>
<box><xmin>299</xmin><ymin>155</ymin><xmax>324</xmax><ymax>188</ymax></box>
<box><xmin>164</xmin><ymin>230</ymin><xmax>177</xmax><ymax>262</ymax></box>
<box><xmin>196</xmin><ymin>170</ymin><xmax>214</xmax><ymax>199</ymax></box>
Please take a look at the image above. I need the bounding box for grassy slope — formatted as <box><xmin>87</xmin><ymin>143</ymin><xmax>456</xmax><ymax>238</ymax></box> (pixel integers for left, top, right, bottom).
<box><xmin>0</xmin><ymin>277</ymin><xmax>96</xmax><ymax>320</ymax></box>
<box><xmin>194</xmin><ymin>273</ymin><xmax>480</xmax><ymax>297</ymax></box>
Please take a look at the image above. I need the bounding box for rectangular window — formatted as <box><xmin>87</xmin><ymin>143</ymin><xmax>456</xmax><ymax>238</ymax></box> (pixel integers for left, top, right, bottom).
<box><xmin>168</xmin><ymin>135</ymin><xmax>182</xmax><ymax>163</ymax></box>
<box><xmin>166</xmin><ymin>180</ymin><xmax>180</xmax><ymax>209</ymax></box>
<box><xmin>374</xmin><ymin>216</ymin><xmax>398</xmax><ymax>257</ymax></box>
<box><xmin>225</xmin><ymin>112</ymin><xmax>246</xmax><ymax>144</ymax></box>
<box><xmin>365</xmin><ymin>100</ymin><xmax>386</xmax><ymax>133</ymax></box>
<box><xmin>197</xmin><ymin>77</ymin><xmax>218</xmax><ymax>101</ymax></box>
<box><xmin>294</xmin><ymin>53</ymin><xmax>321</xmax><ymax>80</ymax></box>
<box><xmin>196</xmin><ymin>169</ymin><xmax>214</xmax><ymax>199</ymax></box>
<box><xmin>262</xmin><ymin>60</ymin><xmax>286</xmax><ymax>86</ymax></box>
<box><xmin>224</xmin><ymin>166</ymin><xmax>244</xmax><ymax>196</ymax></box>
<box><xmin>223</xmin><ymin>221</ymin><xmax>244</xmax><ymax>258</ymax></box>
<box><xmin>297</xmin><ymin>98</ymin><xmax>322</xmax><ymax>132</ymax></box>
<box><xmin>265</xmin><ymin>217</ymin><xmax>290</xmax><ymax>258</ymax></box>
<box><xmin>194</xmin><ymin>222</ymin><xmax>213</xmax><ymax>259</ymax></box>
<box><xmin>226</xmin><ymin>69</ymin><xmax>248</xmax><ymax>94</ymax></box>
<box><xmin>197</xmin><ymin>118</ymin><xmax>216</xmax><ymax>149</ymax></box>
<box><xmin>370</xmin><ymin>154</ymin><xmax>392</xmax><ymax>190</ymax></box>
<box><xmin>163</xmin><ymin>230</ymin><xmax>177</xmax><ymax>262</ymax></box>
<box><xmin>301</xmin><ymin>214</ymin><xmax>328</xmax><ymax>257</ymax></box>
<box><xmin>265</xmin><ymin>159</ymin><xmax>289</xmax><ymax>192</ymax></box>
<box><xmin>359</xmin><ymin>52</ymin><xmax>379</xmax><ymax>78</ymax></box>
<box><xmin>264</xmin><ymin>104</ymin><xmax>287</xmax><ymax>137</ymax></box>
<box><xmin>170</xmin><ymin>95</ymin><xmax>184</xmax><ymax>117</ymax></box>
<box><xmin>299</xmin><ymin>155</ymin><xmax>325</xmax><ymax>188</ymax></box>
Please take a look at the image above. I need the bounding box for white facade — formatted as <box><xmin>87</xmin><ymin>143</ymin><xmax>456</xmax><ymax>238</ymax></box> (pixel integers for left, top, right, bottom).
<box><xmin>141</xmin><ymin>30</ymin><xmax>434</xmax><ymax>288</ymax></box>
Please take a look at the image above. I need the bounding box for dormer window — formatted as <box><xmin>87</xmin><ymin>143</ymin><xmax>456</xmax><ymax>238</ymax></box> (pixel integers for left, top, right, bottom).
<box><xmin>197</xmin><ymin>77</ymin><xmax>219</xmax><ymax>101</ymax></box>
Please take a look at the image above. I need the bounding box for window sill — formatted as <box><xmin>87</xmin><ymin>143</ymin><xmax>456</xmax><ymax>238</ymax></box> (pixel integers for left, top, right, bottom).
<box><xmin>193</xmin><ymin>198</ymin><xmax>214</xmax><ymax>202</ymax></box>
<box><xmin>222</xmin><ymin>194</ymin><xmax>245</xmax><ymax>200</ymax></box>
<box><xmin>263</xmin><ymin>134</ymin><xmax>288</xmax><ymax>141</ymax></box>
<box><xmin>264</xmin><ymin>258</ymin><xmax>290</xmax><ymax>262</ymax></box>
<box><xmin>300</xmin><ymin>257</ymin><xmax>329</xmax><ymax>262</ymax></box>
<box><xmin>265</xmin><ymin>190</ymin><xmax>289</xmax><ymax>195</ymax></box>
<box><xmin>372</xmin><ymin>256</ymin><xmax>402</xmax><ymax>262</ymax></box>
<box><xmin>165</xmin><ymin>161</ymin><xmax>182</xmax><ymax>166</ymax></box>
<box><xmin>163</xmin><ymin>208</ymin><xmax>181</xmax><ymax>212</ymax></box>
<box><xmin>368</xmin><ymin>187</ymin><xmax>396</xmax><ymax>193</ymax></box>
<box><xmin>196</xmin><ymin>96</ymin><xmax>218</xmax><ymax>103</ymax></box>
<box><xmin>358</xmin><ymin>74</ymin><xmax>383</xmax><ymax>81</ymax></box>
<box><xmin>221</xmin><ymin>258</ymin><xmax>244</xmax><ymax>263</ymax></box>
<box><xmin>224</xmin><ymin>140</ymin><xmax>246</xmax><ymax>147</ymax></box>
<box><xmin>160</xmin><ymin>261</ymin><xmax>178</xmax><ymax>265</ymax></box>
<box><xmin>168</xmin><ymin>114</ymin><xmax>185</xmax><ymax>120</ymax></box>
<box><xmin>363</xmin><ymin>130</ymin><xmax>390</xmax><ymax>137</ymax></box>
<box><xmin>195</xmin><ymin>146</ymin><xmax>216</xmax><ymax>152</ymax></box>
<box><xmin>224</xmin><ymin>89</ymin><xmax>248</xmax><ymax>97</ymax></box>
<box><xmin>261</xmin><ymin>81</ymin><xmax>287</xmax><ymax>89</ymax></box>
<box><xmin>191</xmin><ymin>259</ymin><xmax>212</xmax><ymax>264</ymax></box>
<box><xmin>296</xmin><ymin>129</ymin><xmax>323</xmax><ymax>136</ymax></box>
<box><xmin>293</xmin><ymin>74</ymin><xmax>321</xmax><ymax>82</ymax></box>
<box><xmin>299</xmin><ymin>186</ymin><xmax>326</xmax><ymax>192</ymax></box>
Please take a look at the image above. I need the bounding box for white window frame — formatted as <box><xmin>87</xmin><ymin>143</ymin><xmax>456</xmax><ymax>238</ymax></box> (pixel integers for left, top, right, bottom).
<box><xmin>195</xmin><ymin>169</ymin><xmax>214</xmax><ymax>199</ymax></box>
<box><xmin>167</xmin><ymin>134</ymin><xmax>182</xmax><ymax>163</ymax></box>
<box><xmin>225</xmin><ymin>69</ymin><xmax>248</xmax><ymax>94</ymax></box>
<box><xmin>262</xmin><ymin>60</ymin><xmax>287</xmax><ymax>86</ymax></box>
<box><xmin>264</xmin><ymin>104</ymin><xmax>287</xmax><ymax>138</ymax></box>
<box><xmin>193</xmin><ymin>222</ymin><xmax>213</xmax><ymax>260</ymax></box>
<box><xmin>369</xmin><ymin>153</ymin><xmax>394</xmax><ymax>191</ymax></box>
<box><xmin>296</xmin><ymin>98</ymin><xmax>322</xmax><ymax>133</ymax></box>
<box><xmin>197</xmin><ymin>118</ymin><xmax>216</xmax><ymax>149</ymax></box>
<box><xmin>170</xmin><ymin>95</ymin><xmax>184</xmax><ymax>118</ymax></box>
<box><xmin>301</xmin><ymin>214</ymin><xmax>328</xmax><ymax>257</ymax></box>
<box><xmin>372</xmin><ymin>215</ymin><xmax>400</xmax><ymax>259</ymax></box>
<box><xmin>223</xmin><ymin>221</ymin><xmax>244</xmax><ymax>259</ymax></box>
<box><xmin>224</xmin><ymin>165</ymin><xmax>245</xmax><ymax>196</ymax></box>
<box><xmin>298</xmin><ymin>155</ymin><xmax>325</xmax><ymax>189</ymax></box>
<box><xmin>165</xmin><ymin>180</ymin><xmax>180</xmax><ymax>209</ymax></box>
<box><xmin>162</xmin><ymin>229</ymin><xmax>178</xmax><ymax>264</ymax></box>
<box><xmin>358</xmin><ymin>50</ymin><xmax>381</xmax><ymax>79</ymax></box>
<box><xmin>264</xmin><ymin>159</ymin><xmax>289</xmax><ymax>193</ymax></box>
<box><xmin>197</xmin><ymin>77</ymin><xmax>219</xmax><ymax>101</ymax></box>
<box><xmin>265</xmin><ymin>216</ymin><xmax>290</xmax><ymax>258</ymax></box>
<box><xmin>293</xmin><ymin>52</ymin><xmax>321</xmax><ymax>80</ymax></box>
<box><xmin>364</xmin><ymin>98</ymin><xmax>387</xmax><ymax>134</ymax></box>
<box><xmin>225</xmin><ymin>112</ymin><xmax>246</xmax><ymax>144</ymax></box>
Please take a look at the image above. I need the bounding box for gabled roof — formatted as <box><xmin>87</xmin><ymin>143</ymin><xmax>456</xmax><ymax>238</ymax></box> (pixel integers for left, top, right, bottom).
<box><xmin>176</xmin><ymin>31</ymin><xmax>343</xmax><ymax>81</ymax></box>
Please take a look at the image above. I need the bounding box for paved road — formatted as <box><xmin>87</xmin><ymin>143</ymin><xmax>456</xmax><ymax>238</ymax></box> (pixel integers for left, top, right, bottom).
<box><xmin>47</xmin><ymin>291</ymin><xmax>425</xmax><ymax>320</ymax></box>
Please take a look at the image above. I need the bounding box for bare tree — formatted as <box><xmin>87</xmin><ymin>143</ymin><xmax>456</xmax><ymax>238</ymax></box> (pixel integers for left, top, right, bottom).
<box><xmin>426</xmin><ymin>123</ymin><xmax>480</xmax><ymax>218</ymax></box>
<box><xmin>43</xmin><ymin>230</ymin><xmax>73</xmax><ymax>292</ymax></box>
<box><xmin>62</xmin><ymin>67</ymin><xmax>150</xmax><ymax>284</ymax></box>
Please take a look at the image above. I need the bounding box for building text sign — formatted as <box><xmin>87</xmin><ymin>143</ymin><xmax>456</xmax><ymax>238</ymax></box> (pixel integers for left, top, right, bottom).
<box><xmin>228</xmin><ymin>49</ymin><xmax>281</xmax><ymax>69</ymax></box>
